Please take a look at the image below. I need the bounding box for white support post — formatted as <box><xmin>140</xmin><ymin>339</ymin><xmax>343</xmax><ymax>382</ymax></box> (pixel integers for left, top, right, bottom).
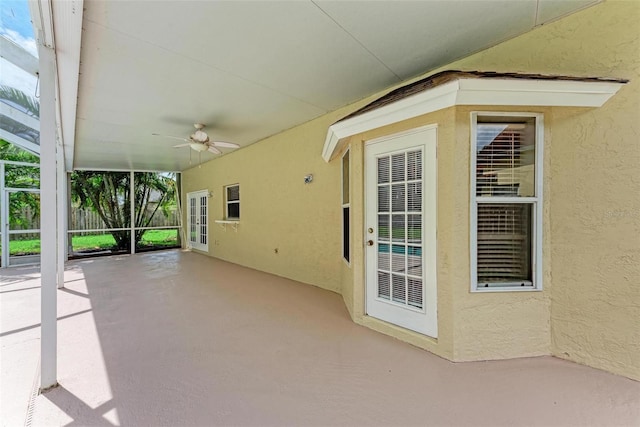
<box><xmin>39</xmin><ymin>44</ymin><xmax>58</xmax><ymax>391</ymax></box>
<box><xmin>66</xmin><ymin>173</ymin><xmax>72</xmax><ymax>256</ymax></box>
<box><xmin>56</xmin><ymin>146</ymin><xmax>66</xmax><ymax>288</ymax></box>
<box><xmin>0</xmin><ymin>162</ymin><xmax>7</xmax><ymax>268</ymax></box>
<box><xmin>130</xmin><ymin>171</ymin><xmax>135</xmax><ymax>254</ymax></box>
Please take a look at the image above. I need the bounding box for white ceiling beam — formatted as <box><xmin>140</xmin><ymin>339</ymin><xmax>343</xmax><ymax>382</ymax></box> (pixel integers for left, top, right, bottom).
<box><xmin>51</xmin><ymin>0</ymin><xmax>84</xmax><ymax>172</ymax></box>
<box><xmin>0</xmin><ymin>102</ymin><xmax>39</xmax><ymax>130</ymax></box>
<box><xmin>0</xmin><ymin>36</ymin><xmax>38</xmax><ymax>76</ymax></box>
<box><xmin>0</xmin><ymin>129</ymin><xmax>40</xmax><ymax>156</ymax></box>
<box><xmin>25</xmin><ymin>0</ymin><xmax>82</xmax><ymax>171</ymax></box>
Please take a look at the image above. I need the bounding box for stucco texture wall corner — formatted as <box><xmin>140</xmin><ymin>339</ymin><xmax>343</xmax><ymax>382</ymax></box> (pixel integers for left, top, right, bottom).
<box><xmin>339</xmin><ymin>139</ymin><xmax>365</xmax><ymax>321</ymax></box>
<box><xmin>453</xmin><ymin>296</ymin><xmax>551</xmax><ymax>361</ymax></box>
<box><xmin>549</xmin><ymin>102</ymin><xmax>640</xmax><ymax>379</ymax></box>
<box><xmin>181</xmin><ymin>0</ymin><xmax>639</xmax><ymax>380</ymax></box>
<box><xmin>419</xmin><ymin>0</ymin><xmax>639</xmax><ymax>378</ymax></box>
<box><xmin>438</xmin><ymin>0</ymin><xmax>640</xmax><ymax>379</ymax></box>
<box><xmin>344</xmin><ymin>109</ymin><xmax>457</xmax><ymax>361</ymax></box>
<box><xmin>544</xmin><ymin>1</ymin><xmax>640</xmax><ymax>381</ymax></box>
<box><xmin>181</xmin><ymin>100</ymin><xmax>373</xmax><ymax>295</ymax></box>
<box><xmin>450</xmin><ymin>107</ymin><xmax>551</xmax><ymax>362</ymax></box>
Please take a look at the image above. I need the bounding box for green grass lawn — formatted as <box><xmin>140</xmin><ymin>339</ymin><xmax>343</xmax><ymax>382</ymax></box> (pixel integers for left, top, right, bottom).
<box><xmin>7</xmin><ymin>229</ymin><xmax>179</xmax><ymax>256</ymax></box>
<box><xmin>138</xmin><ymin>229</ymin><xmax>180</xmax><ymax>248</ymax></box>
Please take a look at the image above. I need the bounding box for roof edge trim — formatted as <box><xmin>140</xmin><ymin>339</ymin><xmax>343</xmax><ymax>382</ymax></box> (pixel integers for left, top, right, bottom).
<box><xmin>322</xmin><ymin>76</ymin><xmax>626</xmax><ymax>162</ymax></box>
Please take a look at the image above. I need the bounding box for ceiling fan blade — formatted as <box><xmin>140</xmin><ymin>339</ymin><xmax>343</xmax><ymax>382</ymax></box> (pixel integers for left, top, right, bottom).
<box><xmin>211</xmin><ymin>141</ymin><xmax>240</xmax><ymax>149</ymax></box>
<box><xmin>152</xmin><ymin>133</ymin><xmax>189</xmax><ymax>142</ymax></box>
<box><xmin>207</xmin><ymin>145</ymin><xmax>222</xmax><ymax>154</ymax></box>
<box><xmin>172</xmin><ymin>143</ymin><xmax>191</xmax><ymax>148</ymax></box>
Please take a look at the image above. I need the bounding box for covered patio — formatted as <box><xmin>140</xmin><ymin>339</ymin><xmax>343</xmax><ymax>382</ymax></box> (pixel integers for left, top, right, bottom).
<box><xmin>2</xmin><ymin>0</ymin><xmax>639</xmax><ymax>424</ymax></box>
<box><xmin>2</xmin><ymin>251</ymin><xmax>639</xmax><ymax>426</ymax></box>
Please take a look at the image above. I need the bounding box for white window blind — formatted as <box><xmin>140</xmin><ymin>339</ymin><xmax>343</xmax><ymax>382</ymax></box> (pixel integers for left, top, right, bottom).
<box><xmin>476</xmin><ymin>123</ymin><xmax>535</xmax><ymax>198</ymax></box>
<box><xmin>226</xmin><ymin>184</ymin><xmax>240</xmax><ymax>219</ymax></box>
<box><xmin>477</xmin><ymin>203</ymin><xmax>531</xmax><ymax>285</ymax></box>
<box><xmin>472</xmin><ymin>115</ymin><xmax>542</xmax><ymax>291</ymax></box>
<box><xmin>376</xmin><ymin>148</ymin><xmax>424</xmax><ymax>308</ymax></box>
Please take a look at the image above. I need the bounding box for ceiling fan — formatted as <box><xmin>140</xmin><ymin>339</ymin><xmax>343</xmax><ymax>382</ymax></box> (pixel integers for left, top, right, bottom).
<box><xmin>152</xmin><ymin>123</ymin><xmax>240</xmax><ymax>154</ymax></box>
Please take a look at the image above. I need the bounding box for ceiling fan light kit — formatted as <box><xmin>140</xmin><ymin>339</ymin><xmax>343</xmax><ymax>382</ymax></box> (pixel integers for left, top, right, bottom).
<box><xmin>190</xmin><ymin>143</ymin><xmax>208</xmax><ymax>152</ymax></box>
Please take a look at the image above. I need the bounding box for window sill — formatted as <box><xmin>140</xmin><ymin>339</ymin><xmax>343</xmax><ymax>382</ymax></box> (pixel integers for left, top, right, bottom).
<box><xmin>471</xmin><ymin>286</ymin><xmax>541</xmax><ymax>293</ymax></box>
<box><xmin>214</xmin><ymin>220</ymin><xmax>239</xmax><ymax>232</ymax></box>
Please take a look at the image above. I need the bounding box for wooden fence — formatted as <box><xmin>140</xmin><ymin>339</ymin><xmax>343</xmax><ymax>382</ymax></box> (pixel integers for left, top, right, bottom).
<box><xmin>11</xmin><ymin>206</ymin><xmax>180</xmax><ymax>239</ymax></box>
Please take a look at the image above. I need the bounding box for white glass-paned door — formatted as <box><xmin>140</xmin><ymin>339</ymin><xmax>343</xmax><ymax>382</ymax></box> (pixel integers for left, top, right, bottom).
<box><xmin>187</xmin><ymin>190</ymin><xmax>208</xmax><ymax>252</ymax></box>
<box><xmin>365</xmin><ymin>126</ymin><xmax>437</xmax><ymax>337</ymax></box>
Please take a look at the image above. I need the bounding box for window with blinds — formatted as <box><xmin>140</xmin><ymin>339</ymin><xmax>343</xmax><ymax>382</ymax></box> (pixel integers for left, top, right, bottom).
<box><xmin>342</xmin><ymin>150</ymin><xmax>350</xmax><ymax>263</ymax></box>
<box><xmin>225</xmin><ymin>184</ymin><xmax>240</xmax><ymax>219</ymax></box>
<box><xmin>472</xmin><ymin>114</ymin><xmax>541</xmax><ymax>290</ymax></box>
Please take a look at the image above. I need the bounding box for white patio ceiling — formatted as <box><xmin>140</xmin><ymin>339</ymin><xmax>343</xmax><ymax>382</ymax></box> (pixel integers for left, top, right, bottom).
<box><xmin>73</xmin><ymin>0</ymin><xmax>598</xmax><ymax>172</ymax></box>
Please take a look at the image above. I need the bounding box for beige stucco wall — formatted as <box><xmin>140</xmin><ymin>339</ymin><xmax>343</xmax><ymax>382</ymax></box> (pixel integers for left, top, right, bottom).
<box><xmin>341</xmin><ymin>105</ymin><xmax>551</xmax><ymax>362</ymax></box>
<box><xmin>452</xmin><ymin>106</ymin><xmax>552</xmax><ymax>361</ymax></box>
<box><xmin>182</xmin><ymin>0</ymin><xmax>639</xmax><ymax>379</ymax></box>
<box><xmin>181</xmin><ymin>101</ymin><xmax>375</xmax><ymax>294</ymax></box>
<box><xmin>445</xmin><ymin>0</ymin><xmax>640</xmax><ymax>380</ymax></box>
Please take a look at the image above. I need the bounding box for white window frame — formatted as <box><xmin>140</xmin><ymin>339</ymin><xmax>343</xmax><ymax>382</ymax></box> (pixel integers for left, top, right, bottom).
<box><xmin>341</xmin><ymin>148</ymin><xmax>351</xmax><ymax>266</ymax></box>
<box><xmin>225</xmin><ymin>184</ymin><xmax>240</xmax><ymax>220</ymax></box>
<box><xmin>470</xmin><ymin>112</ymin><xmax>544</xmax><ymax>292</ymax></box>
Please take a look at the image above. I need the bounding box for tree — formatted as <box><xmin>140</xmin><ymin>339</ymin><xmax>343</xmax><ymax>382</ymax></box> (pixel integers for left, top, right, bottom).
<box><xmin>1</xmin><ymin>86</ymin><xmax>179</xmax><ymax>252</ymax></box>
<box><xmin>71</xmin><ymin>171</ymin><xmax>177</xmax><ymax>251</ymax></box>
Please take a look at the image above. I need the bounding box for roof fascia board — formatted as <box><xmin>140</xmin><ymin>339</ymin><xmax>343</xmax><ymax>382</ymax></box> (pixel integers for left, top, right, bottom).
<box><xmin>456</xmin><ymin>79</ymin><xmax>624</xmax><ymax>107</ymax></box>
<box><xmin>322</xmin><ymin>78</ymin><xmax>625</xmax><ymax>162</ymax></box>
<box><xmin>322</xmin><ymin>81</ymin><xmax>460</xmax><ymax>161</ymax></box>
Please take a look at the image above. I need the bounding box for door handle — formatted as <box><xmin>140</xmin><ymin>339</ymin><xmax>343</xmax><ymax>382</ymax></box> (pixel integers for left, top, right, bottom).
<box><xmin>366</xmin><ymin>240</ymin><xmax>374</xmax><ymax>246</ymax></box>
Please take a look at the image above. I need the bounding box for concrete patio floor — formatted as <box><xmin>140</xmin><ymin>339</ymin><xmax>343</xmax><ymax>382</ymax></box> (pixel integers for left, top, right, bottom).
<box><xmin>1</xmin><ymin>250</ymin><xmax>639</xmax><ymax>426</ymax></box>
